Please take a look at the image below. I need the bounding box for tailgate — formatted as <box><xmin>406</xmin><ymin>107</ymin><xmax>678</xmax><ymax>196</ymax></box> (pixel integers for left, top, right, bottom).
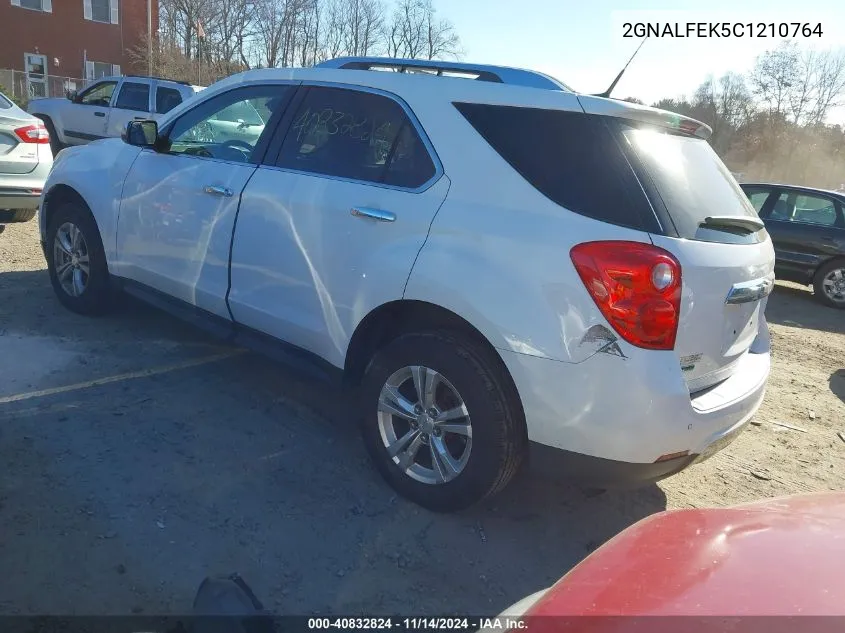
<box><xmin>651</xmin><ymin>234</ymin><xmax>774</xmax><ymax>390</ymax></box>
<box><xmin>617</xmin><ymin>119</ymin><xmax>775</xmax><ymax>391</ymax></box>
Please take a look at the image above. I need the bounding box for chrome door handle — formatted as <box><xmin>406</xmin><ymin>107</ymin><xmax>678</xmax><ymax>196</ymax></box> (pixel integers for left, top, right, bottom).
<box><xmin>204</xmin><ymin>185</ymin><xmax>234</xmax><ymax>197</ymax></box>
<box><xmin>351</xmin><ymin>207</ymin><xmax>396</xmax><ymax>222</ymax></box>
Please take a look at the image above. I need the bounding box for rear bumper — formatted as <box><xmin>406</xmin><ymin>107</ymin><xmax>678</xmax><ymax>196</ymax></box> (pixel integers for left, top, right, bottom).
<box><xmin>0</xmin><ymin>160</ymin><xmax>50</xmax><ymax>212</ymax></box>
<box><xmin>0</xmin><ymin>191</ymin><xmax>41</xmax><ymax>213</ymax></box>
<box><xmin>529</xmin><ymin>441</ymin><xmax>697</xmax><ymax>489</ymax></box>
<box><xmin>499</xmin><ymin>325</ymin><xmax>770</xmax><ymax>487</ymax></box>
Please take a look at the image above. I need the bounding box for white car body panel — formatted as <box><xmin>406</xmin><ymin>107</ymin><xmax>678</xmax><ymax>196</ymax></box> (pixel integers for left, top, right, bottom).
<box><xmin>500</xmin><ymin>323</ymin><xmax>769</xmax><ymax>461</ymax></box>
<box><xmin>230</xmin><ymin>169</ymin><xmax>450</xmax><ymax>368</ymax></box>
<box><xmin>39</xmin><ymin>62</ymin><xmax>774</xmax><ymax>478</ymax></box>
<box><xmin>0</xmin><ymin>99</ymin><xmax>53</xmax><ymax>212</ymax></box>
<box><xmin>38</xmin><ymin>140</ymin><xmax>140</xmax><ymax>257</ymax></box>
<box><xmin>61</xmin><ymin>99</ymin><xmax>109</xmax><ymax>144</ymax></box>
<box><xmin>115</xmin><ymin>150</ymin><xmax>256</xmax><ymax>319</ymax></box>
<box><xmin>651</xmin><ymin>234</ymin><xmax>775</xmax><ymax>391</ymax></box>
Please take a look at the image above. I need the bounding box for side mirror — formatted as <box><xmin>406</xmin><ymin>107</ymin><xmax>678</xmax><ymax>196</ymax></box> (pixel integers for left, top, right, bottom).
<box><xmin>124</xmin><ymin>119</ymin><xmax>159</xmax><ymax>148</ymax></box>
<box><xmin>67</xmin><ymin>90</ymin><xmax>78</xmax><ymax>102</ymax></box>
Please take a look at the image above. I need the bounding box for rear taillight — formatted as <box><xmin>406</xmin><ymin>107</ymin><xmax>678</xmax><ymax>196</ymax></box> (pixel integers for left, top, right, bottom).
<box><xmin>570</xmin><ymin>241</ymin><xmax>682</xmax><ymax>350</ymax></box>
<box><xmin>14</xmin><ymin>123</ymin><xmax>50</xmax><ymax>144</ymax></box>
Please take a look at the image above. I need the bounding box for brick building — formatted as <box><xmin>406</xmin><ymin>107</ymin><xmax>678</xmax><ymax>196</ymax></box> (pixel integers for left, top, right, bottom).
<box><xmin>0</xmin><ymin>0</ymin><xmax>159</xmax><ymax>98</ymax></box>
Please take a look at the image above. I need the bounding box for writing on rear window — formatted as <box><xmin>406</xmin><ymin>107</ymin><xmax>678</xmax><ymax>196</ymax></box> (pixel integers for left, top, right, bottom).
<box><xmin>291</xmin><ymin>107</ymin><xmax>395</xmax><ymax>143</ymax></box>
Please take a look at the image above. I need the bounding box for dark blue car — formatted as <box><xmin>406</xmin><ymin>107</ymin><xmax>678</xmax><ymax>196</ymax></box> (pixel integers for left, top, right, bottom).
<box><xmin>741</xmin><ymin>183</ymin><xmax>845</xmax><ymax>309</ymax></box>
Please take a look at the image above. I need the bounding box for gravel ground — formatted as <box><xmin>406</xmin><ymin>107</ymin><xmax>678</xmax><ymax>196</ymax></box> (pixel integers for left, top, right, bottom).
<box><xmin>1</xmin><ymin>218</ymin><xmax>843</xmax><ymax>615</ymax></box>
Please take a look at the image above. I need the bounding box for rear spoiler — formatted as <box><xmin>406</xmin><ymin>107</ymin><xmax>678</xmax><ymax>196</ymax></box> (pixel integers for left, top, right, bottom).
<box><xmin>577</xmin><ymin>94</ymin><xmax>712</xmax><ymax>140</ymax></box>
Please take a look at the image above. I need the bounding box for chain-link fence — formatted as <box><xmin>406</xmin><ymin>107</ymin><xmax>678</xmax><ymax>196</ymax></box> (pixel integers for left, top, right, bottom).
<box><xmin>0</xmin><ymin>69</ymin><xmax>89</xmax><ymax>108</ymax></box>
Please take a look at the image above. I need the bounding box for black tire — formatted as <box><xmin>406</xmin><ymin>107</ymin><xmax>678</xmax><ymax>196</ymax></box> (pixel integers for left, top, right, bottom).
<box><xmin>46</xmin><ymin>201</ymin><xmax>113</xmax><ymax>315</ymax></box>
<box><xmin>40</xmin><ymin>117</ymin><xmax>64</xmax><ymax>157</ymax></box>
<box><xmin>360</xmin><ymin>330</ymin><xmax>526</xmax><ymax>512</ymax></box>
<box><xmin>813</xmin><ymin>259</ymin><xmax>845</xmax><ymax>309</ymax></box>
<box><xmin>3</xmin><ymin>209</ymin><xmax>36</xmax><ymax>222</ymax></box>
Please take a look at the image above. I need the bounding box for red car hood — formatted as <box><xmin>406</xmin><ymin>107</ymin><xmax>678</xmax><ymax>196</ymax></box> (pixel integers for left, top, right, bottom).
<box><xmin>525</xmin><ymin>492</ymin><xmax>845</xmax><ymax>617</ymax></box>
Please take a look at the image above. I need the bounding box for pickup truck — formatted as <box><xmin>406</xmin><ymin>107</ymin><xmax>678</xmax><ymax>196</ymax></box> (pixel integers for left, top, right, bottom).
<box><xmin>28</xmin><ymin>75</ymin><xmax>203</xmax><ymax>155</ymax></box>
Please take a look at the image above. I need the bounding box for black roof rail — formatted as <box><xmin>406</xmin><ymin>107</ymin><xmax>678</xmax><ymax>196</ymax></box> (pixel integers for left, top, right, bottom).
<box><xmin>315</xmin><ymin>57</ymin><xmax>572</xmax><ymax>92</ymax></box>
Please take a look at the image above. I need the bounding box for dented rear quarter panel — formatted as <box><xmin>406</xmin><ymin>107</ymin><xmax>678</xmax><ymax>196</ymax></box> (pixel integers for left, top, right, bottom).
<box><xmin>403</xmin><ymin>177</ymin><xmax>654</xmax><ymax>365</ymax></box>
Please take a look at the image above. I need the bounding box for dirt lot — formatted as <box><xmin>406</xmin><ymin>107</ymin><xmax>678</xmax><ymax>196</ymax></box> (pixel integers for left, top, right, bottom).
<box><xmin>1</xmin><ymin>218</ymin><xmax>844</xmax><ymax>615</ymax></box>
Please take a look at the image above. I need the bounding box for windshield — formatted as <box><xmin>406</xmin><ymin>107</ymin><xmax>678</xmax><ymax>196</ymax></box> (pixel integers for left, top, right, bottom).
<box><xmin>622</xmin><ymin>125</ymin><xmax>762</xmax><ymax>242</ymax></box>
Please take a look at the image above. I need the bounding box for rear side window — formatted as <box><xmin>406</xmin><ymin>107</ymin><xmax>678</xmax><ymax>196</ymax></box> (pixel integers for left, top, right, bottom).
<box><xmin>276</xmin><ymin>86</ymin><xmax>436</xmax><ymax>188</ymax></box>
<box><xmin>156</xmin><ymin>87</ymin><xmax>182</xmax><ymax>114</ymax></box>
<box><xmin>114</xmin><ymin>82</ymin><xmax>150</xmax><ymax>111</ymax></box>
<box><xmin>768</xmin><ymin>190</ymin><xmax>843</xmax><ymax>227</ymax></box>
<box><xmin>621</xmin><ymin>125</ymin><xmax>762</xmax><ymax>242</ymax></box>
<box><xmin>454</xmin><ymin>103</ymin><xmax>657</xmax><ymax>231</ymax></box>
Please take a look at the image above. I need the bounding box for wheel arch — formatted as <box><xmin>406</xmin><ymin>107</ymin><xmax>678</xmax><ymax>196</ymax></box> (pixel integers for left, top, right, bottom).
<box><xmin>815</xmin><ymin>255</ymin><xmax>845</xmax><ymax>279</ymax></box>
<box><xmin>344</xmin><ymin>299</ymin><xmax>527</xmax><ymax>436</ymax></box>
<box><xmin>42</xmin><ymin>184</ymin><xmax>91</xmax><ymax>233</ymax></box>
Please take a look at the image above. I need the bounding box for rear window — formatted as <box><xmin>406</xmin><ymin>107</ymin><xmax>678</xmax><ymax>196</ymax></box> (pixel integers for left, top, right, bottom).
<box><xmin>621</xmin><ymin>125</ymin><xmax>763</xmax><ymax>242</ymax></box>
<box><xmin>454</xmin><ymin>103</ymin><xmax>658</xmax><ymax>232</ymax></box>
<box><xmin>0</xmin><ymin>93</ymin><xmax>12</xmax><ymax>109</ymax></box>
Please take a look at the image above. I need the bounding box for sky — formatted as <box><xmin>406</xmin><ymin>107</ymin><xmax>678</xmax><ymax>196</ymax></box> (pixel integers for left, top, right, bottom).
<box><xmin>438</xmin><ymin>0</ymin><xmax>845</xmax><ymax>123</ymax></box>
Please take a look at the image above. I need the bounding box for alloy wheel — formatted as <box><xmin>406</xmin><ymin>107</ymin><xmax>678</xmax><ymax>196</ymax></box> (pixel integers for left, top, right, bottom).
<box><xmin>53</xmin><ymin>222</ymin><xmax>90</xmax><ymax>297</ymax></box>
<box><xmin>822</xmin><ymin>267</ymin><xmax>845</xmax><ymax>304</ymax></box>
<box><xmin>377</xmin><ymin>365</ymin><xmax>473</xmax><ymax>485</ymax></box>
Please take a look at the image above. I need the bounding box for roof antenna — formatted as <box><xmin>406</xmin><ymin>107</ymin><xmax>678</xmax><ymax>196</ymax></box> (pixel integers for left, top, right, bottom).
<box><xmin>594</xmin><ymin>36</ymin><xmax>648</xmax><ymax>99</ymax></box>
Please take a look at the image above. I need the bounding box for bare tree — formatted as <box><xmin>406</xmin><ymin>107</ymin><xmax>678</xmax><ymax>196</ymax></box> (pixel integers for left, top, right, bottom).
<box><xmin>253</xmin><ymin>0</ymin><xmax>286</xmax><ymax>67</ymax></box>
<box><xmin>143</xmin><ymin>0</ymin><xmax>467</xmax><ymax>79</ymax></box>
<box><xmin>422</xmin><ymin>0</ymin><xmax>460</xmax><ymax>60</ymax></box>
<box><xmin>322</xmin><ymin>0</ymin><xmax>348</xmax><ymax>60</ymax></box>
<box><xmin>297</xmin><ymin>0</ymin><xmax>323</xmax><ymax>66</ymax></box>
<box><xmin>383</xmin><ymin>0</ymin><xmax>460</xmax><ymax>60</ymax></box>
<box><xmin>692</xmin><ymin>72</ymin><xmax>754</xmax><ymax>153</ymax></box>
<box><xmin>341</xmin><ymin>0</ymin><xmax>385</xmax><ymax>57</ymax></box>
<box><xmin>807</xmin><ymin>49</ymin><xmax>845</xmax><ymax>125</ymax></box>
<box><xmin>388</xmin><ymin>0</ymin><xmax>426</xmax><ymax>59</ymax></box>
<box><xmin>749</xmin><ymin>41</ymin><xmax>800</xmax><ymax>117</ymax></box>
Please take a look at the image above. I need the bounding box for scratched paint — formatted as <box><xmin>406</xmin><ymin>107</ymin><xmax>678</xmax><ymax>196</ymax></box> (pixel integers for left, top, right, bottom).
<box><xmin>578</xmin><ymin>324</ymin><xmax>627</xmax><ymax>360</ymax></box>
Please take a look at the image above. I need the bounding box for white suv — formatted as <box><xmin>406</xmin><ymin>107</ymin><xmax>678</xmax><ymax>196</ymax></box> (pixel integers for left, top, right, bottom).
<box><xmin>27</xmin><ymin>75</ymin><xmax>202</xmax><ymax>156</ymax></box>
<box><xmin>37</xmin><ymin>57</ymin><xmax>774</xmax><ymax>511</ymax></box>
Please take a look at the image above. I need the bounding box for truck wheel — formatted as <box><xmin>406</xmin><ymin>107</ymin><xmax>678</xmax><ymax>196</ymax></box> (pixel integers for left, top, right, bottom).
<box><xmin>46</xmin><ymin>201</ymin><xmax>113</xmax><ymax>315</ymax></box>
<box><xmin>360</xmin><ymin>331</ymin><xmax>526</xmax><ymax>512</ymax></box>
<box><xmin>813</xmin><ymin>260</ymin><xmax>845</xmax><ymax>309</ymax></box>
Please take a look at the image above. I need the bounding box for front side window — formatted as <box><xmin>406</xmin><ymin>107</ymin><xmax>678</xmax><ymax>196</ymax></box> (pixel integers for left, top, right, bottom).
<box><xmin>114</xmin><ymin>82</ymin><xmax>150</xmax><ymax>111</ymax></box>
<box><xmin>276</xmin><ymin>86</ymin><xmax>435</xmax><ymax>188</ymax></box>
<box><xmin>79</xmin><ymin>81</ymin><xmax>116</xmax><ymax>106</ymax></box>
<box><xmin>214</xmin><ymin>100</ymin><xmax>265</xmax><ymax>125</ymax></box>
<box><xmin>166</xmin><ymin>85</ymin><xmax>293</xmax><ymax>164</ymax></box>
<box><xmin>770</xmin><ymin>191</ymin><xmax>841</xmax><ymax>227</ymax></box>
